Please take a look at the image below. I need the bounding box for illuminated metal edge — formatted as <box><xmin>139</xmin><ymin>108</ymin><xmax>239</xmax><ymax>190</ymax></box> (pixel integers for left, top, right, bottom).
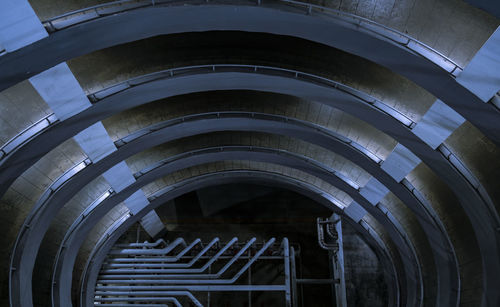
<box><xmin>50</xmin><ymin>189</ymin><xmax>114</xmax><ymax>306</ymax></box>
<box><xmin>40</xmin><ymin>0</ymin><xmax>461</xmax><ymax>75</ymax></box>
<box><xmin>91</xmin><ymin>64</ymin><xmax>415</xmax><ymax>128</ymax></box>
<box><xmin>0</xmin><ymin>113</ymin><xmax>57</xmax><ymax>161</ymax></box>
<box><xmin>489</xmin><ymin>92</ymin><xmax>500</xmax><ymax>111</ymax></box>
<box><xmin>77</xmin><ymin>170</ymin><xmax>401</xmax><ymax>307</ymax></box>
<box><xmin>401</xmin><ymin>178</ymin><xmax>461</xmax><ymax>300</ymax></box>
<box><xmin>437</xmin><ymin>144</ymin><xmax>500</xmax><ymax>227</ymax></box>
<box><xmin>8</xmin><ymin>157</ymin><xmax>91</xmax><ymax>307</ymax></box>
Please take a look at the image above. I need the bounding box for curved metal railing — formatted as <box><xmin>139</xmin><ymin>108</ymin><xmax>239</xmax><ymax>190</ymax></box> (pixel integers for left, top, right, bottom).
<box><xmin>89</xmin><ymin>64</ymin><xmax>417</xmax><ymax>128</ymax></box>
<box><xmin>0</xmin><ymin>113</ymin><xmax>57</xmax><ymax>161</ymax></box>
<box><xmin>40</xmin><ymin>0</ymin><xmax>462</xmax><ymax>75</ymax></box>
<box><xmin>114</xmin><ymin>111</ymin><xmax>383</xmax><ymax>167</ymax></box>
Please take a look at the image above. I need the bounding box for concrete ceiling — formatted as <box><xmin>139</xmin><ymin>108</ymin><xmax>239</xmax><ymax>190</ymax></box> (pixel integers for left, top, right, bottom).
<box><xmin>0</xmin><ymin>0</ymin><xmax>499</xmax><ymax>306</ymax></box>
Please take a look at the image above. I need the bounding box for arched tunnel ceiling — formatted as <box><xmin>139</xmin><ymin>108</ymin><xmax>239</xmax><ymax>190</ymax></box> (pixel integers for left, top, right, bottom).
<box><xmin>0</xmin><ymin>0</ymin><xmax>499</xmax><ymax>307</ymax></box>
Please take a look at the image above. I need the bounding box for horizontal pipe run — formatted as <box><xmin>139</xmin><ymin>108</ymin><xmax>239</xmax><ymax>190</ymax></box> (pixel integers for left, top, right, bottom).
<box><xmin>105</xmin><ymin>255</ymin><xmax>285</xmax><ymax>263</ymax></box>
<box><xmin>94</xmin><ymin>305</ymin><xmax>172</xmax><ymax>307</ymax></box>
<box><xmin>96</xmin><ymin>298</ymin><xmax>181</xmax><ymax>307</ymax></box>
<box><xmin>101</xmin><ymin>239</ymin><xmax>256</xmax><ymax>278</ymax></box>
<box><xmin>99</xmin><ymin>238</ymin><xmax>257</xmax><ymax>279</ymax></box>
<box><xmin>95</xmin><ymin>290</ymin><xmax>202</xmax><ymax>306</ymax></box>
<box><xmin>96</xmin><ymin>297</ymin><xmax>199</xmax><ymax>307</ymax></box>
<box><xmin>114</xmin><ymin>238</ymin><xmax>167</xmax><ymax>248</ymax></box>
<box><xmin>95</xmin><ymin>285</ymin><xmax>287</xmax><ymax>291</ymax></box>
<box><xmin>97</xmin><ymin>238</ymin><xmax>275</xmax><ymax>285</ymax></box>
<box><xmin>110</xmin><ymin>238</ymin><xmax>186</xmax><ymax>255</ymax></box>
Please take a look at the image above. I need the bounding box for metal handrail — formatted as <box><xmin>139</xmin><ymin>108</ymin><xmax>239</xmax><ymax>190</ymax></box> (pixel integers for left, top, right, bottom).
<box><xmin>40</xmin><ymin>0</ymin><xmax>462</xmax><ymax>75</ymax></box>
<box><xmin>438</xmin><ymin>144</ymin><xmax>500</xmax><ymax>227</ymax></box>
<box><xmin>116</xmin><ymin>111</ymin><xmax>382</xmax><ymax>166</ymax></box>
<box><xmin>91</xmin><ymin>64</ymin><xmax>415</xmax><ymax>128</ymax></box>
<box><xmin>0</xmin><ymin>113</ymin><xmax>57</xmax><ymax>161</ymax></box>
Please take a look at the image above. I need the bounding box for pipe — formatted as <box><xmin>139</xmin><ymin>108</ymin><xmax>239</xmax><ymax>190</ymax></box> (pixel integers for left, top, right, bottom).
<box><xmin>114</xmin><ymin>238</ymin><xmax>167</xmax><ymax>248</ymax></box>
<box><xmin>109</xmin><ymin>238</ymin><xmax>186</xmax><ymax>255</ymax></box>
<box><xmin>94</xmin><ymin>304</ymin><xmax>173</xmax><ymax>307</ymax></box>
<box><xmin>95</xmin><ymin>290</ymin><xmax>201</xmax><ymax>307</ymax></box>
<box><xmin>317</xmin><ymin>218</ymin><xmax>338</xmax><ymax>251</ymax></box>
<box><xmin>96</xmin><ymin>300</ymin><xmax>180</xmax><ymax>307</ymax></box>
<box><xmin>97</xmin><ymin>238</ymin><xmax>276</xmax><ymax>284</ymax></box>
<box><xmin>105</xmin><ymin>238</ymin><xmax>219</xmax><ymax>269</ymax></box>
<box><xmin>107</xmin><ymin>238</ymin><xmax>201</xmax><ymax>263</ymax></box>
<box><xmin>94</xmin><ymin>304</ymin><xmax>174</xmax><ymax>307</ymax></box>
<box><xmin>95</xmin><ymin>285</ymin><xmax>287</xmax><ymax>291</ymax></box>
<box><xmin>102</xmin><ymin>237</ymin><xmax>239</xmax><ymax>274</ymax></box>
<box><xmin>100</xmin><ymin>238</ymin><xmax>256</xmax><ymax>279</ymax></box>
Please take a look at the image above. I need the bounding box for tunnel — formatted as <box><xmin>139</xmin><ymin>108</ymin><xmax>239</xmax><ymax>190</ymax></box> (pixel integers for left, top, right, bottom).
<box><xmin>0</xmin><ymin>0</ymin><xmax>499</xmax><ymax>306</ymax></box>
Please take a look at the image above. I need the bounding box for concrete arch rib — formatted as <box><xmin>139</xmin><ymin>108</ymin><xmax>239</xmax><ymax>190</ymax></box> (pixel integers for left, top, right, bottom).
<box><xmin>9</xmin><ymin>118</ymin><xmax>427</xmax><ymax>307</ymax></box>
<box><xmin>1</xmin><ymin>68</ymin><xmax>491</xmax><ymax>303</ymax></box>
<box><xmin>0</xmin><ymin>5</ymin><xmax>498</xmax><ymax>144</ymax></box>
<box><xmin>51</xmin><ymin>146</ymin><xmax>420</xmax><ymax>307</ymax></box>
<box><xmin>77</xmin><ymin>170</ymin><xmax>400</xmax><ymax>307</ymax></box>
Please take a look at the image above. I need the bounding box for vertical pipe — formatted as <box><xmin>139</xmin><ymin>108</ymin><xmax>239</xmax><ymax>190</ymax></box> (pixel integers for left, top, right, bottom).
<box><xmin>248</xmin><ymin>248</ymin><xmax>252</xmax><ymax>307</ymax></box>
<box><xmin>207</xmin><ymin>264</ymin><xmax>211</xmax><ymax>307</ymax></box>
<box><xmin>290</xmin><ymin>247</ymin><xmax>298</xmax><ymax>307</ymax></box>
<box><xmin>283</xmin><ymin>238</ymin><xmax>292</xmax><ymax>307</ymax></box>
<box><xmin>332</xmin><ymin>214</ymin><xmax>347</xmax><ymax>307</ymax></box>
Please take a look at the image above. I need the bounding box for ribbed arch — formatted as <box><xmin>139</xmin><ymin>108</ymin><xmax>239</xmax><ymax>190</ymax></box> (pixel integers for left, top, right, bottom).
<box><xmin>0</xmin><ymin>2</ymin><xmax>498</xmax><ymax>307</ymax></box>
